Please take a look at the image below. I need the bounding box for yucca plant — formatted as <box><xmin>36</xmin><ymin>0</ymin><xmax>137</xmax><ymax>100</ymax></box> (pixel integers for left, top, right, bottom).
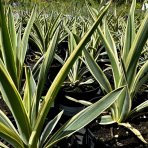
<box><xmin>30</xmin><ymin>13</ymin><xmax>61</xmax><ymax>54</ymax></box>
<box><xmin>84</xmin><ymin>0</ymin><xmax>148</xmax><ymax>143</ymax></box>
<box><xmin>0</xmin><ymin>2</ymin><xmax>36</xmax><ymax>90</ymax></box>
<box><xmin>63</xmin><ymin>22</ymin><xmax>94</xmax><ymax>87</ymax></box>
<box><xmin>55</xmin><ymin>21</ymin><xmax>99</xmax><ymax>116</ymax></box>
<box><xmin>0</xmin><ymin>1</ymin><xmax>127</xmax><ymax>147</ymax></box>
<box><xmin>29</xmin><ymin>13</ymin><xmax>68</xmax><ymax>80</ymax></box>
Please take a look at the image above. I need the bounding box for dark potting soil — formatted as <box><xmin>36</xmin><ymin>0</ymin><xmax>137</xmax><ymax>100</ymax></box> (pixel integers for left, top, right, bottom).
<box><xmin>63</xmin><ymin>84</ymin><xmax>98</xmax><ymax>94</ymax></box>
<box><xmin>0</xmin><ymin>97</ymin><xmax>147</xmax><ymax>148</ymax></box>
<box><xmin>0</xmin><ymin>97</ymin><xmax>10</xmax><ymax>115</ymax></box>
<box><xmin>84</xmin><ymin>114</ymin><xmax>148</xmax><ymax>148</ymax></box>
<box><xmin>62</xmin><ymin>78</ymin><xmax>100</xmax><ymax>94</ymax></box>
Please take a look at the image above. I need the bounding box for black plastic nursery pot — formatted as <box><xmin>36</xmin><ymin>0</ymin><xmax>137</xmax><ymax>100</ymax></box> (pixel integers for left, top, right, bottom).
<box><xmin>48</xmin><ymin>61</ymin><xmax>62</xmax><ymax>82</ymax></box>
<box><xmin>55</xmin><ymin>85</ymin><xmax>101</xmax><ymax>117</ymax></box>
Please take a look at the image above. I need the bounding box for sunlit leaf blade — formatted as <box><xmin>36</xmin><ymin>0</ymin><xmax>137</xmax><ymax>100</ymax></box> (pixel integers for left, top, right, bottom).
<box><xmin>126</xmin><ymin>12</ymin><xmax>148</xmax><ymax>88</ymax></box>
<box><xmin>129</xmin><ymin>100</ymin><xmax>148</xmax><ymax>117</ymax></box>
<box><xmin>0</xmin><ymin>142</ymin><xmax>9</xmax><ymax>148</ymax></box>
<box><xmin>0</xmin><ymin>110</ymin><xmax>18</xmax><ymax>135</ymax></box>
<box><xmin>98</xmin><ymin>115</ymin><xmax>116</xmax><ymax>125</ymax></box>
<box><xmin>34</xmin><ymin>27</ymin><xmax>60</xmax><ymax>116</ymax></box>
<box><xmin>16</xmin><ymin>24</ymin><xmax>22</xmax><ymax>70</ymax></box>
<box><xmin>20</xmin><ymin>6</ymin><xmax>36</xmax><ymax>67</ymax></box>
<box><xmin>104</xmin><ymin>19</ymin><xmax>118</xmax><ymax>62</ymax></box>
<box><xmin>45</xmin><ymin>14</ymin><xmax>61</xmax><ymax>51</ymax></box>
<box><xmin>66</xmin><ymin>96</ymin><xmax>92</xmax><ymax>106</ymax></box>
<box><xmin>32</xmin><ymin>20</ymin><xmax>44</xmax><ymax>52</ymax></box>
<box><xmin>83</xmin><ymin>48</ymin><xmax>112</xmax><ymax>93</ymax></box>
<box><xmin>87</xmin><ymin>2</ymin><xmax>121</xmax><ymax>88</ymax></box>
<box><xmin>0</xmin><ymin>1</ymin><xmax>17</xmax><ymax>86</ymax></box>
<box><xmin>0</xmin><ymin>123</ymin><xmax>24</xmax><ymax>148</ymax></box>
<box><xmin>97</xmin><ymin>26</ymin><xmax>121</xmax><ymax>88</ymax></box>
<box><xmin>122</xmin><ymin>0</ymin><xmax>136</xmax><ymax>63</ymax></box>
<box><xmin>131</xmin><ymin>60</ymin><xmax>148</xmax><ymax>96</ymax></box>
<box><xmin>40</xmin><ymin>111</ymin><xmax>63</xmax><ymax>147</ymax></box>
<box><xmin>0</xmin><ymin>60</ymin><xmax>31</xmax><ymax>143</ymax></box>
<box><xmin>23</xmin><ymin>67</ymin><xmax>36</xmax><ymax>120</ymax></box>
<box><xmin>118</xmin><ymin>87</ymin><xmax>131</xmax><ymax>122</ymax></box>
<box><xmin>45</xmin><ymin>87</ymin><xmax>125</xmax><ymax>147</ymax></box>
<box><xmin>8</xmin><ymin>7</ymin><xmax>17</xmax><ymax>61</ymax></box>
<box><xmin>68</xmin><ymin>32</ymin><xmax>80</xmax><ymax>83</ymax></box>
<box><xmin>54</xmin><ymin>54</ymin><xmax>64</xmax><ymax>65</ymax></box>
<box><xmin>29</xmin><ymin>3</ymin><xmax>111</xmax><ymax>147</ymax></box>
<box><xmin>30</xmin><ymin>32</ymin><xmax>43</xmax><ymax>53</ymax></box>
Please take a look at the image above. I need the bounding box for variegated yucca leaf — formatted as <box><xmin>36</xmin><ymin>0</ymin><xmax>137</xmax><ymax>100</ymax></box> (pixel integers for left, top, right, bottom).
<box><xmin>0</xmin><ymin>4</ymin><xmax>17</xmax><ymax>87</ymax></box>
<box><xmin>29</xmin><ymin>2</ymin><xmax>111</xmax><ymax>147</ymax></box>
<box><xmin>0</xmin><ymin>59</ymin><xmax>31</xmax><ymax>144</ymax></box>
<box><xmin>122</xmin><ymin>0</ymin><xmax>136</xmax><ymax>63</ymax></box>
<box><xmin>0</xmin><ymin>123</ymin><xmax>24</xmax><ymax>148</ymax></box>
<box><xmin>23</xmin><ymin>67</ymin><xmax>36</xmax><ymax>122</ymax></box>
<box><xmin>1</xmin><ymin>1</ymin><xmax>121</xmax><ymax>147</ymax></box>
<box><xmin>44</xmin><ymin>87</ymin><xmax>125</xmax><ymax>148</ymax></box>
<box><xmin>83</xmin><ymin>48</ymin><xmax>112</xmax><ymax>93</ymax></box>
<box><xmin>31</xmin><ymin>14</ymin><xmax>61</xmax><ymax>53</ymax></box>
<box><xmin>0</xmin><ymin>2</ymin><xmax>36</xmax><ymax>89</ymax></box>
<box><xmin>85</xmin><ymin>0</ymin><xmax>148</xmax><ymax>143</ymax></box>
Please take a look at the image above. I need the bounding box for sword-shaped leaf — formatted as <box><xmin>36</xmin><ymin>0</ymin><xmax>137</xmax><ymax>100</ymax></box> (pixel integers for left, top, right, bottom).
<box><xmin>29</xmin><ymin>3</ymin><xmax>111</xmax><ymax>147</ymax></box>
<box><xmin>83</xmin><ymin>48</ymin><xmax>112</xmax><ymax>93</ymax></box>
<box><xmin>45</xmin><ymin>87</ymin><xmax>125</xmax><ymax>147</ymax></box>
<box><xmin>0</xmin><ymin>60</ymin><xmax>31</xmax><ymax>144</ymax></box>
<box><xmin>0</xmin><ymin>122</ymin><xmax>24</xmax><ymax>148</ymax></box>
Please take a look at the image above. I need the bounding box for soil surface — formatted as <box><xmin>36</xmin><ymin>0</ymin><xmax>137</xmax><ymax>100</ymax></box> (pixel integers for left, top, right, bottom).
<box><xmin>0</xmin><ymin>91</ymin><xmax>147</xmax><ymax>148</ymax></box>
<box><xmin>85</xmin><ymin>114</ymin><xmax>148</xmax><ymax>148</ymax></box>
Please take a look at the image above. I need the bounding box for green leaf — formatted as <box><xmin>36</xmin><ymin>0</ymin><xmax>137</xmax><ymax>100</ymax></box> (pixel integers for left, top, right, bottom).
<box><xmin>83</xmin><ymin>48</ymin><xmax>112</xmax><ymax>93</ymax></box>
<box><xmin>45</xmin><ymin>14</ymin><xmax>61</xmax><ymax>51</ymax></box>
<box><xmin>131</xmin><ymin>60</ymin><xmax>148</xmax><ymax>96</ymax></box>
<box><xmin>129</xmin><ymin>100</ymin><xmax>148</xmax><ymax>118</ymax></box>
<box><xmin>0</xmin><ymin>123</ymin><xmax>24</xmax><ymax>148</ymax></box>
<box><xmin>0</xmin><ymin>60</ymin><xmax>31</xmax><ymax>144</ymax></box>
<box><xmin>54</xmin><ymin>53</ymin><xmax>64</xmax><ymax>65</ymax></box>
<box><xmin>32</xmin><ymin>20</ymin><xmax>44</xmax><ymax>52</ymax></box>
<box><xmin>29</xmin><ymin>3</ymin><xmax>111</xmax><ymax>147</ymax></box>
<box><xmin>104</xmin><ymin>19</ymin><xmax>118</xmax><ymax>62</ymax></box>
<box><xmin>34</xmin><ymin>27</ymin><xmax>60</xmax><ymax>118</ymax></box>
<box><xmin>45</xmin><ymin>87</ymin><xmax>125</xmax><ymax>147</ymax></box>
<box><xmin>87</xmin><ymin>2</ymin><xmax>121</xmax><ymax>88</ymax></box>
<box><xmin>122</xmin><ymin>0</ymin><xmax>136</xmax><ymax>63</ymax></box>
<box><xmin>8</xmin><ymin>7</ymin><xmax>17</xmax><ymax>62</ymax></box>
<box><xmin>98</xmin><ymin>115</ymin><xmax>116</xmax><ymax>125</ymax></box>
<box><xmin>66</xmin><ymin>96</ymin><xmax>92</xmax><ymax>106</ymax></box>
<box><xmin>16</xmin><ymin>24</ymin><xmax>22</xmax><ymax>67</ymax></box>
<box><xmin>23</xmin><ymin>67</ymin><xmax>36</xmax><ymax>121</ymax></box>
<box><xmin>30</xmin><ymin>32</ymin><xmax>43</xmax><ymax>53</ymax></box>
<box><xmin>0</xmin><ymin>1</ymin><xmax>17</xmax><ymax>86</ymax></box>
<box><xmin>126</xmin><ymin>12</ymin><xmax>148</xmax><ymax>88</ymax></box>
<box><xmin>117</xmin><ymin>87</ymin><xmax>131</xmax><ymax>122</ymax></box>
<box><xmin>0</xmin><ymin>110</ymin><xmax>18</xmax><ymax>135</ymax></box>
<box><xmin>19</xmin><ymin>6</ymin><xmax>36</xmax><ymax>67</ymax></box>
<box><xmin>40</xmin><ymin>111</ymin><xmax>63</xmax><ymax>147</ymax></box>
<box><xmin>98</xmin><ymin>26</ymin><xmax>121</xmax><ymax>88</ymax></box>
